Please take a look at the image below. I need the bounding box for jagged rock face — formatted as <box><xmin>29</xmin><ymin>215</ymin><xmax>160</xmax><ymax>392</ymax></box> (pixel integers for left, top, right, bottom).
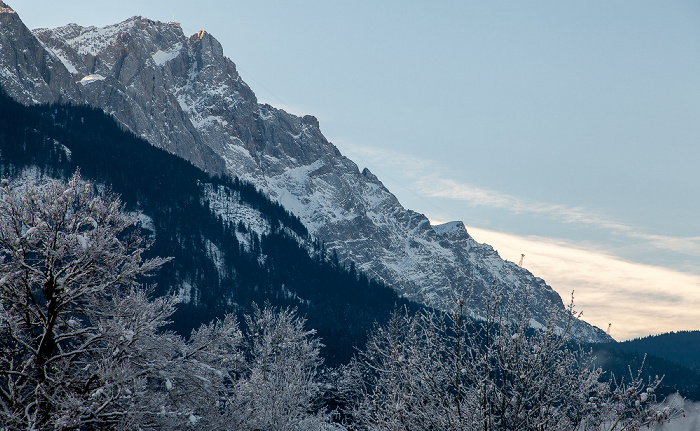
<box><xmin>0</xmin><ymin>6</ymin><xmax>610</xmax><ymax>342</ymax></box>
<box><xmin>0</xmin><ymin>1</ymin><xmax>80</xmax><ymax>104</ymax></box>
<box><xmin>30</xmin><ymin>17</ymin><xmax>227</xmax><ymax>174</ymax></box>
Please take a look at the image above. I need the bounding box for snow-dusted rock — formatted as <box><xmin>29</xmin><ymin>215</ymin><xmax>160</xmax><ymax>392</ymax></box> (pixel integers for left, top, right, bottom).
<box><xmin>0</xmin><ymin>1</ymin><xmax>80</xmax><ymax>104</ymax></box>
<box><xmin>32</xmin><ymin>16</ymin><xmax>227</xmax><ymax>175</ymax></box>
<box><xmin>0</xmin><ymin>6</ymin><xmax>609</xmax><ymax>342</ymax></box>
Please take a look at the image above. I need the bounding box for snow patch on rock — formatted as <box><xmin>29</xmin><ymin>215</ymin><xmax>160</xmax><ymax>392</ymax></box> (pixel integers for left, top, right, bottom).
<box><xmin>57</xmin><ymin>18</ymin><xmax>139</xmax><ymax>56</ymax></box>
<box><xmin>78</xmin><ymin>74</ymin><xmax>105</xmax><ymax>85</ymax></box>
<box><xmin>152</xmin><ymin>42</ymin><xmax>182</xmax><ymax>65</ymax></box>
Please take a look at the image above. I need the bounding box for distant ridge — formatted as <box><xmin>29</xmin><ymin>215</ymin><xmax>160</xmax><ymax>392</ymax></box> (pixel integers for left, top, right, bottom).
<box><xmin>603</xmin><ymin>331</ymin><xmax>700</xmax><ymax>371</ymax></box>
<box><xmin>589</xmin><ymin>332</ymin><xmax>700</xmax><ymax>400</ymax></box>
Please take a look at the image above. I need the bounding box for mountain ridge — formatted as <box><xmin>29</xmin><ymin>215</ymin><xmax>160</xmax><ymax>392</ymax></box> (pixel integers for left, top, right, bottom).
<box><xmin>0</xmin><ymin>3</ymin><xmax>610</xmax><ymax>342</ymax></box>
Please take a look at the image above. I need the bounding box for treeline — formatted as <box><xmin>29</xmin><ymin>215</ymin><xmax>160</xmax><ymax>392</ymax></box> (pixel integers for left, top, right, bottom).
<box><xmin>0</xmin><ymin>87</ymin><xmax>415</xmax><ymax>366</ymax></box>
<box><xmin>589</xmin><ymin>331</ymin><xmax>700</xmax><ymax>400</ymax></box>
<box><xmin>613</xmin><ymin>331</ymin><xmax>700</xmax><ymax>371</ymax></box>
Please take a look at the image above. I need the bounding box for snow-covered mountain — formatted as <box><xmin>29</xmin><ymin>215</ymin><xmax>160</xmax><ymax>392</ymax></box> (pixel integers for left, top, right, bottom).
<box><xmin>0</xmin><ymin>1</ymin><xmax>609</xmax><ymax>342</ymax></box>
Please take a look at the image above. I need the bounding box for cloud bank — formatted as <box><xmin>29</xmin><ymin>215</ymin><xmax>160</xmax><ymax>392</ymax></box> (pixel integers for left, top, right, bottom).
<box><xmin>465</xmin><ymin>226</ymin><xmax>700</xmax><ymax>340</ymax></box>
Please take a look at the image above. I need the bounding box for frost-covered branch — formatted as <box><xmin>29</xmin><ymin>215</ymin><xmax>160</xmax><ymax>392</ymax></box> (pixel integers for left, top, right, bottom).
<box><xmin>343</xmin><ymin>285</ymin><xmax>682</xmax><ymax>431</ymax></box>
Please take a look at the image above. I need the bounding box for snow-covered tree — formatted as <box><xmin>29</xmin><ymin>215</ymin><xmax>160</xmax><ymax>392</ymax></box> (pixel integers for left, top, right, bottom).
<box><xmin>226</xmin><ymin>304</ymin><xmax>332</xmax><ymax>430</ymax></box>
<box><xmin>156</xmin><ymin>313</ymin><xmax>245</xmax><ymax>430</ymax></box>
<box><xmin>57</xmin><ymin>285</ymin><xmax>181</xmax><ymax>429</ymax></box>
<box><xmin>344</xmin><ymin>286</ymin><xmax>681</xmax><ymax>430</ymax></box>
<box><xmin>0</xmin><ymin>172</ymin><xmax>172</xmax><ymax>429</ymax></box>
<box><xmin>0</xmin><ymin>172</ymin><xmax>339</xmax><ymax>430</ymax></box>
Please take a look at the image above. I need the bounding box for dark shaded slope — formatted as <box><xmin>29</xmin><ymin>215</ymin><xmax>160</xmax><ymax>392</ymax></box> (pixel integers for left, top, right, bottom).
<box><xmin>0</xmin><ymin>88</ymin><xmax>416</xmax><ymax>365</ymax></box>
<box><xmin>587</xmin><ymin>342</ymin><xmax>700</xmax><ymax>401</ymax></box>
<box><xmin>607</xmin><ymin>331</ymin><xmax>700</xmax><ymax>371</ymax></box>
<box><xmin>587</xmin><ymin>331</ymin><xmax>700</xmax><ymax>400</ymax></box>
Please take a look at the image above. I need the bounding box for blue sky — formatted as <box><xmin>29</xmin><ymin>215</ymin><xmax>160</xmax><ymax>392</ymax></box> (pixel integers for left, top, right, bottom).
<box><xmin>14</xmin><ymin>1</ymin><xmax>700</xmax><ymax>339</ymax></box>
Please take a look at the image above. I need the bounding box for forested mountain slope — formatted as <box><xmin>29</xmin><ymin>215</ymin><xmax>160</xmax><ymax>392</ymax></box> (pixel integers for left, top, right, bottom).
<box><xmin>0</xmin><ymin>87</ymin><xmax>415</xmax><ymax>365</ymax></box>
<box><xmin>612</xmin><ymin>331</ymin><xmax>700</xmax><ymax>371</ymax></box>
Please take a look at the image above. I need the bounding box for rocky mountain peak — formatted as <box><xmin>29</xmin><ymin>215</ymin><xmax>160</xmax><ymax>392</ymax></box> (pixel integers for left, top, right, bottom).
<box><xmin>361</xmin><ymin>167</ymin><xmax>381</xmax><ymax>183</ymax></box>
<box><xmin>0</xmin><ymin>1</ymin><xmax>15</xmax><ymax>14</ymax></box>
<box><xmin>432</xmin><ymin>221</ymin><xmax>470</xmax><ymax>240</ymax></box>
<box><xmin>302</xmin><ymin>115</ymin><xmax>320</xmax><ymax>129</ymax></box>
<box><xmin>0</xmin><ymin>4</ymin><xmax>80</xmax><ymax>105</ymax></box>
<box><xmin>29</xmin><ymin>15</ymin><xmax>228</xmax><ymax>175</ymax></box>
<box><xmin>0</xmin><ymin>7</ymin><xmax>611</xmax><ymax>343</ymax></box>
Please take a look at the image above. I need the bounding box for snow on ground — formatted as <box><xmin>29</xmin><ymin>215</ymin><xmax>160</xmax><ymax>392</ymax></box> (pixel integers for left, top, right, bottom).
<box><xmin>431</xmin><ymin>220</ymin><xmax>465</xmax><ymax>236</ymax></box>
<box><xmin>135</xmin><ymin>212</ymin><xmax>155</xmax><ymax>237</ymax></box>
<box><xmin>204</xmin><ymin>238</ymin><xmax>225</xmax><ymax>278</ymax></box>
<box><xmin>51</xmin><ymin>50</ymin><xmax>78</xmax><ymax>74</ymax></box>
<box><xmin>203</xmin><ymin>183</ymin><xmax>270</xmax><ymax>240</ymax></box>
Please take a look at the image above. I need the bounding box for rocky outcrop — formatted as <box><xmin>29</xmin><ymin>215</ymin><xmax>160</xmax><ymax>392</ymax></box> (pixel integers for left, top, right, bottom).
<box><xmin>31</xmin><ymin>16</ymin><xmax>226</xmax><ymax>174</ymax></box>
<box><xmin>0</xmin><ymin>5</ymin><xmax>610</xmax><ymax>342</ymax></box>
<box><xmin>0</xmin><ymin>1</ymin><xmax>80</xmax><ymax>104</ymax></box>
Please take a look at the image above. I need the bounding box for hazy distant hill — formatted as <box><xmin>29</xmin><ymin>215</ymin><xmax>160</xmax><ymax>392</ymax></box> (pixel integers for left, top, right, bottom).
<box><xmin>614</xmin><ymin>331</ymin><xmax>700</xmax><ymax>371</ymax></box>
<box><xmin>589</xmin><ymin>332</ymin><xmax>700</xmax><ymax>400</ymax></box>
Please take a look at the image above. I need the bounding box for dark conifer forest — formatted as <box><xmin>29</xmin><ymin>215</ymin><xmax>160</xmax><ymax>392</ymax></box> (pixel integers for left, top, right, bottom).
<box><xmin>611</xmin><ymin>331</ymin><xmax>700</xmax><ymax>371</ymax></box>
<box><xmin>589</xmin><ymin>331</ymin><xmax>700</xmax><ymax>400</ymax></box>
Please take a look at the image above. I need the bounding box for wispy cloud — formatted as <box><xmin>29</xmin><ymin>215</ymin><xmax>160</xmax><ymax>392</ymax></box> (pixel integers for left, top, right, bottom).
<box><xmin>335</xmin><ymin>143</ymin><xmax>700</xmax><ymax>259</ymax></box>
<box><xmin>418</xmin><ymin>177</ymin><xmax>622</xmax><ymax>229</ymax></box>
<box><xmin>465</xmin><ymin>226</ymin><xmax>700</xmax><ymax>340</ymax></box>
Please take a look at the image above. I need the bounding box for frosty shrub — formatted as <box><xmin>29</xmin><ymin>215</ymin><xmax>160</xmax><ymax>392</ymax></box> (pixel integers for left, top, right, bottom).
<box><xmin>344</xmin><ymin>287</ymin><xmax>682</xmax><ymax>431</ymax></box>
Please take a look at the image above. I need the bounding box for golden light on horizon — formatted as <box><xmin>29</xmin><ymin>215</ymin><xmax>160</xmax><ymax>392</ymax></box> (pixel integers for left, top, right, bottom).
<box><xmin>430</xmin><ymin>223</ymin><xmax>700</xmax><ymax>341</ymax></box>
